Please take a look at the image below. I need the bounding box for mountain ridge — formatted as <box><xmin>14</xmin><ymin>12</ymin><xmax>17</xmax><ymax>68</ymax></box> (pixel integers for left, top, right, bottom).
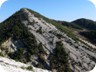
<box><xmin>0</xmin><ymin>8</ymin><xmax>96</xmax><ymax>72</ymax></box>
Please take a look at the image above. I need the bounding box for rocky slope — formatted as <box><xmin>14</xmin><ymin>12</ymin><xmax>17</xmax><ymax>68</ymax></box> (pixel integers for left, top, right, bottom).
<box><xmin>0</xmin><ymin>8</ymin><xmax>96</xmax><ymax>72</ymax></box>
<box><xmin>0</xmin><ymin>56</ymin><xmax>50</xmax><ymax>72</ymax></box>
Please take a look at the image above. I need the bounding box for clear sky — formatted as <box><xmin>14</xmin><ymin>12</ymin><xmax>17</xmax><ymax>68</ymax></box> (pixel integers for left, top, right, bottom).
<box><xmin>0</xmin><ymin>0</ymin><xmax>96</xmax><ymax>22</ymax></box>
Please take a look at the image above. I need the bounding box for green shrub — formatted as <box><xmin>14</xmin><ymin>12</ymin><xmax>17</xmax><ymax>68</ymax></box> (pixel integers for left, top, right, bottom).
<box><xmin>50</xmin><ymin>41</ymin><xmax>70</xmax><ymax>72</ymax></box>
<box><xmin>26</xmin><ymin>66</ymin><xmax>33</xmax><ymax>71</ymax></box>
<box><xmin>38</xmin><ymin>43</ymin><xmax>47</xmax><ymax>55</ymax></box>
<box><xmin>36</xmin><ymin>27</ymin><xmax>42</xmax><ymax>34</ymax></box>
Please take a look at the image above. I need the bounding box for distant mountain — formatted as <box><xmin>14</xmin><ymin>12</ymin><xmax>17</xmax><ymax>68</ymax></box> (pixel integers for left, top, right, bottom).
<box><xmin>56</xmin><ymin>20</ymin><xmax>83</xmax><ymax>30</ymax></box>
<box><xmin>72</xmin><ymin>18</ymin><xmax>96</xmax><ymax>44</ymax></box>
<box><xmin>56</xmin><ymin>18</ymin><xmax>96</xmax><ymax>30</ymax></box>
<box><xmin>72</xmin><ymin>18</ymin><xmax>96</xmax><ymax>30</ymax></box>
<box><xmin>0</xmin><ymin>8</ymin><xmax>96</xmax><ymax>72</ymax></box>
<box><xmin>57</xmin><ymin>18</ymin><xmax>96</xmax><ymax>45</ymax></box>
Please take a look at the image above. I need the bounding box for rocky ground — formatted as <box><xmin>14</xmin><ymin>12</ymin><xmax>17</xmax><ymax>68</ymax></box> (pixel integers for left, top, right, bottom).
<box><xmin>0</xmin><ymin>56</ymin><xmax>50</xmax><ymax>72</ymax></box>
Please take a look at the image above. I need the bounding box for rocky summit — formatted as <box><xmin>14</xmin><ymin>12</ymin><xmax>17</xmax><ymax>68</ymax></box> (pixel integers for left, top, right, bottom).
<box><xmin>0</xmin><ymin>8</ymin><xmax>96</xmax><ymax>72</ymax></box>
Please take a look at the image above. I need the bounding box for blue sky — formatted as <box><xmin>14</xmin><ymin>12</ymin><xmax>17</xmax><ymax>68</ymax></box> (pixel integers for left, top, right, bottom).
<box><xmin>0</xmin><ymin>0</ymin><xmax>96</xmax><ymax>22</ymax></box>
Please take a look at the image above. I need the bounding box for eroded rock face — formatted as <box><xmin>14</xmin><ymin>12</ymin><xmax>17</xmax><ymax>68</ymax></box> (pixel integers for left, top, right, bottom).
<box><xmin>0</xmin><ymin>8</ymin><xmax>96</xmax><ymax>72</ymax></box>
<box><xmin>21</xmin><ymin>9</ymin><xmax>96</xmax><ymax>72</ymax></box>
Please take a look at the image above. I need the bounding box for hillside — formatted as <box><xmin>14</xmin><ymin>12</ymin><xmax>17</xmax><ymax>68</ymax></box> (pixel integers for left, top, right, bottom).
<box><xmin>56</xmin><ymin>18</ymin><xmax>96</xmax><ymax>30</ymax></box>
<box><xmin>79</xmin><ymin>31</ymin><xmax>96</xmax><ymax>44</ymax></box>
<box><xmin>72</xmin><ymin>18</ymin><xmax>96</xmax><ymax>30</ymax></box>
<box><xmin>0</xmin><ymin>8</ymin><xmax>96</xmax><ymax>72</ymax></box>
<box><xmin>56</xmin><ymin>20</ymin><xmax>83</xmax><ymax>30</ymax></box>
<box><xmin>57</xmin><ymin>18</ymin><xmax>96</xmax><ymax>45</ymax></box>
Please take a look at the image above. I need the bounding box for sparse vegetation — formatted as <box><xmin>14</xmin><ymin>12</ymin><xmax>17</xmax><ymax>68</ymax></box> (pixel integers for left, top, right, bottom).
<box><xmin>57</xmin><ymin>21</ymin><xmax>83</xmax><ymax>30</ymax></box>
<box><xmin>0</xmin><ymin>13</ymin><xmax>44</xmax><ymax>63</ymax></box>
<box><xmin>27</xmin><ymin>8</ymin><xmax>78</xmax><ymax>41</ymax></box>
<box><xmin>26</xmin><ymin>66</ymin><xmax>33</xmax><ymax>71</ymax></box>
<box><xmin>0</xmin><ymin>52</ymin><xmax>4</xmax><ymax>57</ymax></box>
<box><xmin>56</xmin><ymin>33</ymin><xmax>63</xmax><ymax>39</ymax></box>
<box><xmin>79</xmin><ymin>31</ymin><xmax>96</xmax><ymax>44</ymax></box>
<box><xmin>9</xmin><ymin>48</ymin><xmax>25</xmax><ymax>61</ymax></box>
<box><xmin>21</xmin><ymin>66</ymin><xmax>33</xmax><ymax>71</ymax></box>
<box><xmin>50</xmin><ymin>41</ymin><xmax>70</xmax><ymax>72</ymax></box>
<box><xmin>36</xmin><ymin>27</ymin><xmax>42</xmax><ymax>34</ymax></box>
<box><xmin>38</xmin><ymin>43</ymin><xmax>47</xmax><ymax>55</ymax></box>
